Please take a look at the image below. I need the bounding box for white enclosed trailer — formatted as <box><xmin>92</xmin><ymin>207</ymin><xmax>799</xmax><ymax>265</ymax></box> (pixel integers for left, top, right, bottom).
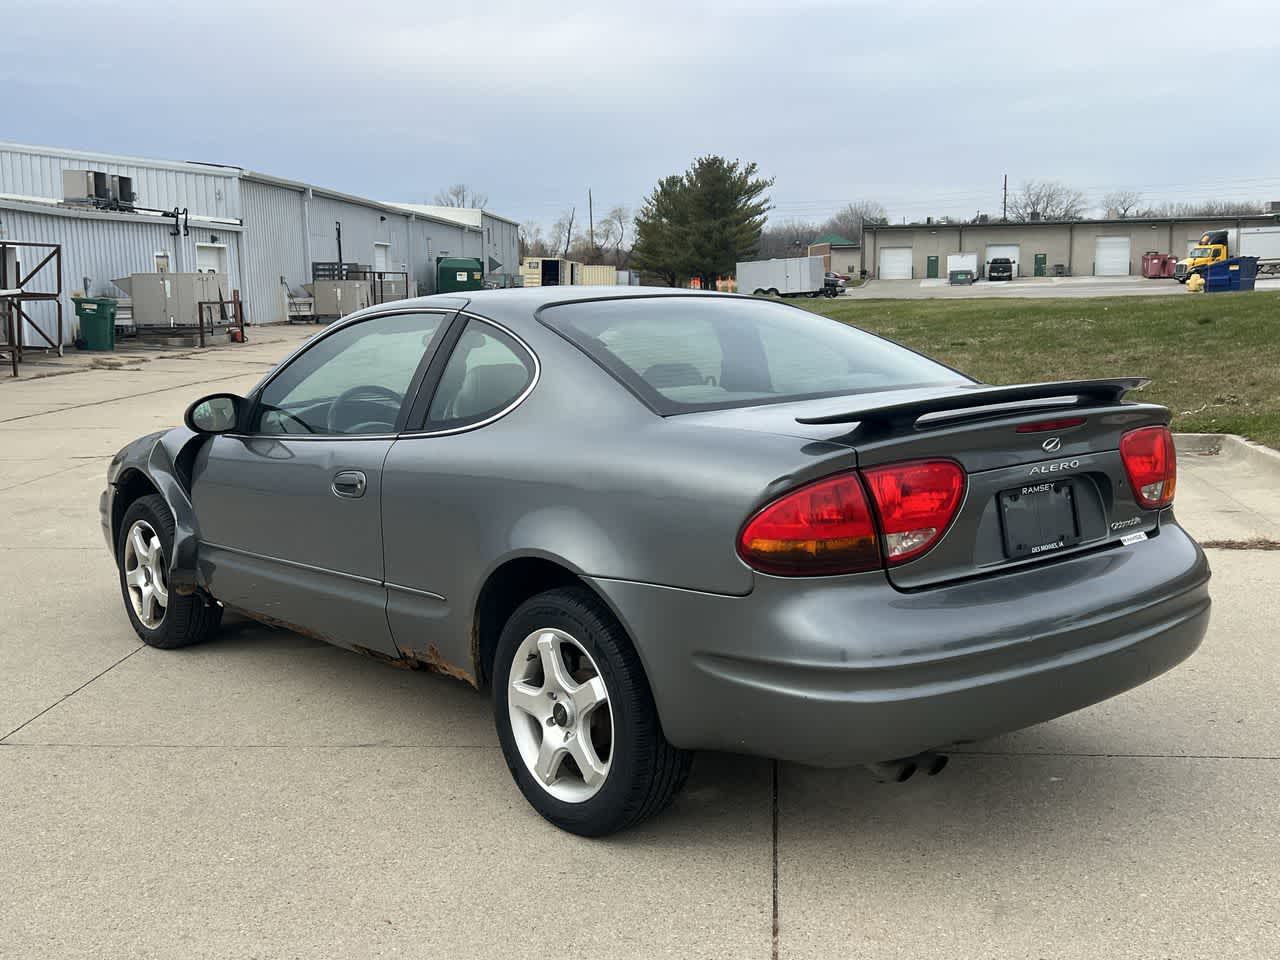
<box><xmin>1240</xmin><ymin>227</ymin><xmax>1280</xmax><ymax>275</ymax></box>
<box><xmin>737</xmin><ymin>256</ymin><xmax>826</xmax><ymax>297</ymax></box>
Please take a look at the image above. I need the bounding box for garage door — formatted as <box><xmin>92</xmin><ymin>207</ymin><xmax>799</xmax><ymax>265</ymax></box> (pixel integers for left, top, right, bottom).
<box><xmin>985</xmin><ymin>244</ymin><xmax>1019</xmax><ymax>277</ymax></box>
<box><xmin>878</xmin><ymin>247</ymin><xmax>913</xmax><ymax>280</ymax></box>
<box><xmin>1094</xmin><ymin>237</ymin><xmax>1131</xmax><ymax>276</ymax></box>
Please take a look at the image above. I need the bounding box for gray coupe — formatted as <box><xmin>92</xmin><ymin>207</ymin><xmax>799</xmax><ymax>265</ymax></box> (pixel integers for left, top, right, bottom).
<box><xmin>101</xmin><ymin>288</ymin><xmax>1210</xmax><ymax>835</ymax></box>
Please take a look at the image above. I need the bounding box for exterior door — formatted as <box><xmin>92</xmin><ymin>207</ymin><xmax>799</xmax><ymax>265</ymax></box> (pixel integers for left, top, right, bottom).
<box><xmin>191</xmin><ymin>310</ymin><xmax>450</xmax><ymax>654</ymax></box>
<box><xmin>195</xmin><ymin>243</ymin><xmax>228</xmax><ymax>274</ymax></box>
<box><xmin>1094</xmin><ymin>237</ymin><xmax>1131</xmax><ymax>276</ymax></box>
<box><xmin>985</xmin><ymin>244</ymin><xmax>1020</xmax><ymax>277</ymax></box>
<box><xmin>878</xmin><ymin>247</ymin><xmax>912</xmax><ymax>279</ymax></box>
<box><xmin>1034</xmin><ymin>253</ymin><xmax>1048</xmax><ymax>277</ymax></box>
<box><xmin>926</xmin><ymin>256</ymin><xmax>939</xmax><ymax>279</ymax></box>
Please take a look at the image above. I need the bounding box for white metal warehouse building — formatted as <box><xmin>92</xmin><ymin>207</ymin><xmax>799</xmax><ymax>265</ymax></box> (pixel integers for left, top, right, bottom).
<box><xmin>0</xmin><ymin>141</ymin><xmax>520</xmax><ymax>344</ymax></box>
<box><xmin>863</xmin><ymin>213</ymin><xmax>1280</xmax><ymax>280</ymax></box>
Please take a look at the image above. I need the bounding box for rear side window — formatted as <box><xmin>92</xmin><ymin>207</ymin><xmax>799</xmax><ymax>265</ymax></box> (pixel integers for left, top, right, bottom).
<box><xmin>426</xmin><ymin>319</ymin><xmax>536</xmax><ymax>429</ymax></box>
<box><xmin>541</xmin><ymin>296</ymin><xmax>966</xmax><ymax>414</ymax></box>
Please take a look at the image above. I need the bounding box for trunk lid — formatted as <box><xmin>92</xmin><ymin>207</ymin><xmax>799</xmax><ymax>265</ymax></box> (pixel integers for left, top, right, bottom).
<box><xmin>678</xmin><ymin>379</ymin><xmax>1171</xmax><ymax>589</ymax></box>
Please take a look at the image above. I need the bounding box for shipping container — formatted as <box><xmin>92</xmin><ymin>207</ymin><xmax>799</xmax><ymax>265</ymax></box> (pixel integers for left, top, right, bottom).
<box><xmin>579</xmin><ymin>264</ymin><xmax>619</xmax><ymax>286</ymax></box>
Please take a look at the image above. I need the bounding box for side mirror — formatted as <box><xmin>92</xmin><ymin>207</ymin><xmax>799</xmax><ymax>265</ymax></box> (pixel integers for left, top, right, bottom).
<box><xmin>185</xmin><ymin>393</ymin><xmax>244</xmax><ymax>434</ymax></box>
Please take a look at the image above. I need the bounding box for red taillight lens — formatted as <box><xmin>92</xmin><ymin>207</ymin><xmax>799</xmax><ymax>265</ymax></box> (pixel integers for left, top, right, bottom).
<box><xmin>1016</xmin><ymin>416</ymin><xmax>1086</xmax><ymax>433</ymax></box>
<box><xmin>1120</xmin><ymin>425</ymin><xmax>1177</xmax><ymax>508</ymax></box>
<box><xmin>862</xmin><ymin>459</ymin><xmax>966</xmax><ymax>565</ymax></box>
<box><xmin>737</xmin><ymin>472</ymin><xmax>880</xmax><ymax>576</ymax></box>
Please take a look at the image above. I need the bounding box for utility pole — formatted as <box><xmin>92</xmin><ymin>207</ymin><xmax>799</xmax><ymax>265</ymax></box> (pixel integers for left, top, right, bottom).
<box><xmin>588</xmin><ymin>189</ymin><xmax>595</xmax><ymax>256</ymax></box>
<box><xmin>1002</xmin><ymin>174</ymin><xmax>1008</xmax><ymax>221</ymax></box>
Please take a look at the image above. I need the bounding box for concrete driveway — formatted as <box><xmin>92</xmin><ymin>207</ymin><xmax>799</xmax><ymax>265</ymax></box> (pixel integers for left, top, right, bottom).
<box><xmin>3</xmin><ymin>328</ymin><xmax>1279</xmax><ymax>959</ymax></box>
<box><xmin>846</xmin><ymin>275</ymin><xmax>1280</xmax><ymax>300</ymax></box>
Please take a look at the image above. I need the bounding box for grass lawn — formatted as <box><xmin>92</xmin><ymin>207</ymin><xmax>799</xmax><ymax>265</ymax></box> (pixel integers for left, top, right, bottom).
<box><xmin>798</xmin><ymin>291</ymin><xmax>1280</xmax><ymax>448</ymax></box>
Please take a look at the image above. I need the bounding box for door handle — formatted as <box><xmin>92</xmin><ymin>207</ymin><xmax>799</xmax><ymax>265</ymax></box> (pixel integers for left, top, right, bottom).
<box><xmin>332</xmin><ymin>470</ymin><xmax>367</xmax><ymax>499</ymax></box>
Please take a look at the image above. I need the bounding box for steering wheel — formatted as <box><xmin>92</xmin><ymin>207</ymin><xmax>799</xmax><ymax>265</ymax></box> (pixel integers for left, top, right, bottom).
<box><xmin>326</xmin><ymin>384</ymin><xmax>404</xmax><ymax>434</ymax></box>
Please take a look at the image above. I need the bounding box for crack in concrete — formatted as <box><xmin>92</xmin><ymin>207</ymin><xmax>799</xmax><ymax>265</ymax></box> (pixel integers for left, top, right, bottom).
<box><xmin>0</xmin><ymin>645</ymin><xmax>144</xmax><ymax>743</ymax></box>
<box><xmin>0</xmin><ymin>372</ymin><xmax>255</xmax><ymax>424</ymax></box>
<box><xmin>0</xmin><ymin>458</ymin><xmax>109</xmax><ymax>492</ymax></box>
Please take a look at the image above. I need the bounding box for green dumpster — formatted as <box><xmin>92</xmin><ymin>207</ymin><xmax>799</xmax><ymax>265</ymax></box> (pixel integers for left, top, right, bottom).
<box><xmin>73</xmin><ymin>297</ymin><xmax>117</xmax><ymax>351</ymax></box>
<box><xmin>436</xmin><ymin>257</ymin><xmax>485</xmax><ymax>294</ymax></box>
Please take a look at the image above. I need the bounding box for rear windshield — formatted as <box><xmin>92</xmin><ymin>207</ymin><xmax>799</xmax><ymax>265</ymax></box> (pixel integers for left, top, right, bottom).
<box><xmin>540</xmin><ymin>296</ymin><xmax>968</xmax><ymax>414</ymax></box>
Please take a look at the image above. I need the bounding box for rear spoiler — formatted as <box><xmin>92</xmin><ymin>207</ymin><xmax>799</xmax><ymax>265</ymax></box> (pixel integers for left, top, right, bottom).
<box><xmin>795</xmin><ymin>378</ymin><xmax>1151</xmax><ymax>431</ymax></box>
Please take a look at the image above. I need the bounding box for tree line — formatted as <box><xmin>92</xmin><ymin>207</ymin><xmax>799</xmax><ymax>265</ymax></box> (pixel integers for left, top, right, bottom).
<box><xmin>484</xmin><ymin>165</ymin><xmax>1272</xmax><ymax>287</ymax></box>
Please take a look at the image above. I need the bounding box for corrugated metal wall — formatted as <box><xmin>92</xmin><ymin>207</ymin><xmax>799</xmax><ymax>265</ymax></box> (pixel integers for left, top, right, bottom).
<box><xmin>408</xmin><ymin>218</ymin><xmax>475</xmax><ymax>294</ymax></box>
<box><xmin>240</xmin><ymin>179</ymin><xmax>306</xmax><ymax>325</ymax></box>
<box><xmin>308</xmin><ymin>194</ymin><xmax>410</xmax><ymax>274</ymax></box>
<box><xmin>1</xmin><ymin>146</ymin><xmax>504</xmax><ymax>333</ymax></box>
<box><xmin>0</xmin><ymin>206</ymin><xmax>241</xmax><ymax>345</ymax></box>
<box><xmin>0</xmin><ymin>144</ymin><xmax>240</xmax><ymax>220</ymax></box>
<box><xmin>480</xmin><ymin>214</ymin><xmax>519</xmax><ymax>284</ymax></box>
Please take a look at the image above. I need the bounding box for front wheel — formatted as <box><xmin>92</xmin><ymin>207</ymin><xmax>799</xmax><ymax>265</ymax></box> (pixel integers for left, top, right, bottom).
<box><xmin>493</xmin><ymin>586</ymin><xmax>692</xmax><ymax>836</ymax></box>
<box><xmin>117</xmin><ymin>495</ymin><xmax>222</xmax><ymax>648</ymax></box>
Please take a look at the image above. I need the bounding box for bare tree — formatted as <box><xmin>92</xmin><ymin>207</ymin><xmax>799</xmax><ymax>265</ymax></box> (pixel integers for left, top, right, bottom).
<box><xmin>1137</xmin><ymin>199</ymin><xmax>1266</xmax><ymax>218</ymax></box>
<box><xmin>821</xmin><ymin>200</ymin><xmax>887</xmax><ymax>239</ymax></box>
<box><xmin>757</xmin><ymin>219</ymin><xmax>819</xmax><ymax>259</ymax></box>
<box><xmin>519</xmin><ymin>220</ymin><xmax>550</xmax><ymax>258</ymax></box>
<box><xmin>548</xmin><ymin>207</ymin><xmax>577</xmax><ymax>258</ymax></box>
<box><xmin>433</xmin><ymin>183</ymin><xmax>489</xmax><ymax>209</ymax></box>
<box><xmin>1007</xmin><ymin>180</ymin><xmax>1087</xmax><ymax>222</ymax></box>
<box><xmin>1103</xmin><ymin>189</ymin><xmax>1142</xmax><ymax>218</ymax></box>
<box><xmin>606</xmin><ymin>205</ymin><xmax>629</xmax><ymax>256</ymax></box>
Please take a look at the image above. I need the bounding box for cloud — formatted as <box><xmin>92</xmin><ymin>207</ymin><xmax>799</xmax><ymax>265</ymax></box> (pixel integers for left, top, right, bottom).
<box><xmin>4</xmin><ymin>0</ymin><xmax>1278</xmax><ymax>226</ymax></box>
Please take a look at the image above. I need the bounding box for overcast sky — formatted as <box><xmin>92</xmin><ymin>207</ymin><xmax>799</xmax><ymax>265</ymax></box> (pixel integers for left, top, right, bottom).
<box><xmin>5</xmin><ymin>0</ymin><xmax>1278</xmax><ymax>228</ymax></box>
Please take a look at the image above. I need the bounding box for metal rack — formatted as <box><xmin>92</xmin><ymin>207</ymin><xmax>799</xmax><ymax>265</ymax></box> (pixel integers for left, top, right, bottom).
<box><xmin>0</xmin><ymin>241</ymin><xmax>64</xmax><ymax>378</ymax></box>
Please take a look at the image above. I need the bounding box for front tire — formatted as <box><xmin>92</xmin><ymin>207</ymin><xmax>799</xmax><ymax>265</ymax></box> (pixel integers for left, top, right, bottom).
<box><xmin>493</xmin><ymin>586</ymin><xmax>692</xmax><ymax>836</ymax></box>
<box><xmin>117</xmin><ymin>495</ymin><xmax>222</xmax><ymax>649</ymax></box>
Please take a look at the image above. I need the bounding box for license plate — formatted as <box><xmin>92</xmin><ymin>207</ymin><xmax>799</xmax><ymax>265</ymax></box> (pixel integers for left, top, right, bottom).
<box><xmin>999</xmin><ymin>480</ymin><xmax>1082</xmax><ymax>559</ymax></box>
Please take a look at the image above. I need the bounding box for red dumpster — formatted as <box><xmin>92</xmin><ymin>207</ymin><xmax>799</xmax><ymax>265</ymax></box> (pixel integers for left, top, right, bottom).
<box><xmin>1141</xmin><ymin>252</ymin><xmax>1169</xmax><ymax>279</ymax></box>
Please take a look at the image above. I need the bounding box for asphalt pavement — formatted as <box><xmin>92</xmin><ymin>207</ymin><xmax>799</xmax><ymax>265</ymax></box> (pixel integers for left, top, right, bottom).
<box><xmin>2</xmin><ymin>326</ymin><xmax>1278</xmax><ymax>959</ymax></box>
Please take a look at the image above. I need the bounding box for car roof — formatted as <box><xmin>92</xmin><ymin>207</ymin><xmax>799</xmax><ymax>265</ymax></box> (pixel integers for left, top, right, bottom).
<box><xmin>340</xmin><ymin>287</ymin><xmax>761</xmax><ymax>339</ymax></box>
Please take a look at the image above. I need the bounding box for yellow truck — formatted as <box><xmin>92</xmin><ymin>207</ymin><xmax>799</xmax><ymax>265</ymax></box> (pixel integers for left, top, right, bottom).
<box><xmin>1175</xmin><ymin>228</ymin><xmax>1280</xmax><ymax>283</ymax></box>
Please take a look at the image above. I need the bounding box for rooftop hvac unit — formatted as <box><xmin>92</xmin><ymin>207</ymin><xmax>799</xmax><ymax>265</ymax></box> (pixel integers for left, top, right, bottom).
<box><xmin>62</xmin><ymin>170</ymin><xmax>112</xmax><ymax>204</ymax></box>
<box><xmin>61</xmin><ymin>170</ymin><xmax>136</xmax><ymax>208</ymax></box>
<box><xmin>111</xmin><ymin>175</ymin><xmax>135</xmax><ymax>207</ymax></box>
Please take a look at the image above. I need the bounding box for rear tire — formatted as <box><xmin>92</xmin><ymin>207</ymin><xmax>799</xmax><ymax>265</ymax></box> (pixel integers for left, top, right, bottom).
<box><xmin>117</xmin><ymin>495</ymin><xmax>222</xmax><ymax>649</ymax></box>
<box><xmin>493</xmin><ymin>586</ymin><xmax>692</xmax><ymax>836</ymax></box>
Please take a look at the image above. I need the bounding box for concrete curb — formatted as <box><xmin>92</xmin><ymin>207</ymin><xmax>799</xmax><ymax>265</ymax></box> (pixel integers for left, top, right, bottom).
<box><xmin>1174</xmin><ymin>433</ymin><xmax>1280</xmax><ymax>476</ymax></box>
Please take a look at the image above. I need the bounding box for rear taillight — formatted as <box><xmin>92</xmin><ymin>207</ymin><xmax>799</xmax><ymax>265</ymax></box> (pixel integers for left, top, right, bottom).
<box><xmin>862</xmin><ymin>459</ymin><xmax>966</xmax><ymax>565</ymax></box>
<box><xmin>1120</xmin><ymin>425</ymin><xmax>1177</xmax><ymax>508</ymax></box>
<box><xmin>737</xmin><ymin>472</ymin><xmax>880</xmax><ymax>576</ymax></box>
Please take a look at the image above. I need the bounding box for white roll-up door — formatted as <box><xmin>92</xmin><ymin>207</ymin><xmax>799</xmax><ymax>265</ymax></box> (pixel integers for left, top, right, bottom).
<box><xmin>878</xmin><ymin>247</ymin><xmax>913</xmax><ymax>279</ymax></box>
<box><xmin>984</xmin><ymin>244</ymin><xmax>1020</xmax><ymax>277</ymax></box>
<box><xmin>1094</xmin><ymin>237</ymin><xmax>1131</xmax><ymax>276</ymax></box>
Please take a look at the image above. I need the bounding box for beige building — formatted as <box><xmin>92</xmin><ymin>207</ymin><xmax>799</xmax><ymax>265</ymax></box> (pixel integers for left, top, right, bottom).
<box><xmin>807</xmin><ymin>234</ymin><xmax>861</xmax><ymax>275</ymax></box>
<box><xmin>863</xmin><ymin>214</ymin><xmax>1280</xmax><ymax>280</ymax></box>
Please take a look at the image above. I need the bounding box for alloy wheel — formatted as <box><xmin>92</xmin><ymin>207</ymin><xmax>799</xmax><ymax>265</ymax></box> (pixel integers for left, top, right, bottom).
<box><xmin>123</xmin><ymin>519</ymin><xmax>168</xmax><ymax>629</ymax></box>
<box><xmin>507</xmin><ymin>627</ymin><xmax>614</xmax><ymax>803</ymax></box>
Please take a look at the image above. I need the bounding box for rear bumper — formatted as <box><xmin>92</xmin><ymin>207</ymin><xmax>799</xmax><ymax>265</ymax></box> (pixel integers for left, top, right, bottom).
<box><xmin>589</xmin><ymin>519</ymin><xmax>1210</xmax><ymax>766</ymax></box>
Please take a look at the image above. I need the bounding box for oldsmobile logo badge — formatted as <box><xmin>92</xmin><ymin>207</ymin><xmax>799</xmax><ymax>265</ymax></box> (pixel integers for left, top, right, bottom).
<box><xmin>1041</xmin><ymin>436</ymin><xmax>1062</xmax><ymax>452</ymax></box>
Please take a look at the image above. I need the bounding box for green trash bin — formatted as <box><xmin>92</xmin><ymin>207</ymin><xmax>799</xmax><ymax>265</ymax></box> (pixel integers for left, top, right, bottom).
<box><xmin>73</xmin><ymin>297</ymin><xmax>117</xmax><ymax>351</ymax></box>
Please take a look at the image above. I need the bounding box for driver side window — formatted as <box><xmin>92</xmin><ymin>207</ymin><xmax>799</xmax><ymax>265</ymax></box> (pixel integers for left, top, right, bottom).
<box><xmin>253</xmin><ymin>312</ymin><xmax>444</xmax><ymax>436</ymax></box>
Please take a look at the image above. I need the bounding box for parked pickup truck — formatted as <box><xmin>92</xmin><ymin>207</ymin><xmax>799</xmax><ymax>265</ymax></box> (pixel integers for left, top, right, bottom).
<box><xmin>987</xmin><ymin>257</ymin><xmax>1014</xmax><ymax>281</ymax></box>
